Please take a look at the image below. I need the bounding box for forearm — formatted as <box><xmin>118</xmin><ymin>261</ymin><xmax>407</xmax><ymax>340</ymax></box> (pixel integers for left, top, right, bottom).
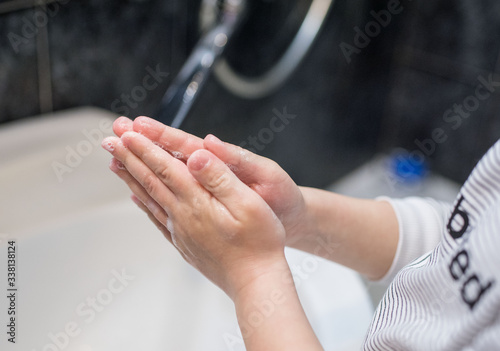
<box><xmin>233</xmin><ymin>258</ymin><xmax>323</xmax><ymax>350</ymax></box>
<box><xmin>288</xmin><ymin>187</ymin><xmax>399</xmax><ymax>280</ymax></box>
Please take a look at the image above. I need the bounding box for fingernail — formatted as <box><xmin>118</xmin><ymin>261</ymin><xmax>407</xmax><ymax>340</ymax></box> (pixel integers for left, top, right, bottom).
<box><xmin>130</xmin><ymin>194</ymin><xmax>142</xmax><ymax>206</ymax></box>
<box><xmin>189</xmin><ymin>151</ymin><xmax>210</xmax><ymax>171</ymax></box>
<box><xmin>115</xmin><ymin>159</ymin><xmax>126</xmax><ymax>170</ymax></box>
<box><xmin>134</xmin><ymin>117</ymin><xmax>150</xmax><ymax>129</ymax></box>
<box><xmin>109</xmin><ymin>158</ymin><xmax>125</xmax><ymax>172</ymax></box>
<box><xmin>118</xmin><ymin>118</ymin><xmax>132</xmax><ymax>128</ymax></box>
<box><xmin>120</xmin><ymin>133</ymin><xmax>135</xmax><ymax>148</ymax></box>
<box><xmin>207</xmin><ymin>134</ymin><xmax>224</xmax><ymax>146</ymax></box>
<box><xmin>101</xmin><ymin>138</ymin><xmax>115</xmax><ymax>152</ymax></box>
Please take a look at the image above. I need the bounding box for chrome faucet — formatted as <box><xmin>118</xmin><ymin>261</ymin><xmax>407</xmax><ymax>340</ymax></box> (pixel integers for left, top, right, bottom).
<box><xmin>155</xmin><ymin>0</ymin><xmax>334</xmax><ymax>129</ymax></box>
<box><xmin>155</xmin><ymin>0</ymin><xmax>247</xmax><ymax>128</ymax></box>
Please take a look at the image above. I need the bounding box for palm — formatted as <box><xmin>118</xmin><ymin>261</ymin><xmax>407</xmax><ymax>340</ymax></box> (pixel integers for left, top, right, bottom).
<box><xmin>245</xmin><ymin>161</ymin><xmax>305</xmax><ymax>241</ymax></box>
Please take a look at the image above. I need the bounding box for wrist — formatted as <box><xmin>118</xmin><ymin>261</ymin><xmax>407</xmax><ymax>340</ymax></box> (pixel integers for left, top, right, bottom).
<box><xmin>234</xmin><ymin>268</ymin><xmax>294</xmax><ymax>339</ymax></box>
<box><xmin>229</xmin><ymin>253</ymin><xmax>291</xmax><ymax>301</ymax></box>
<box><xmin>232</xmin><ymin>254</ymin><xmax>322</xmax><ymax>350</ymax></box>
<box><xmin>285</xmin><ymin>187</ymin><xmax>317</xmax><ymax>246</ymax></box>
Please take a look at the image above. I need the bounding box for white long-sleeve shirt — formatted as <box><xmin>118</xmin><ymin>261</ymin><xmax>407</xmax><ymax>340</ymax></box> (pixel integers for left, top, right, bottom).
<box><xmin>363</xmin><ymin>140</ymin><xmax>500</xmax><ymax>350</ymax></box>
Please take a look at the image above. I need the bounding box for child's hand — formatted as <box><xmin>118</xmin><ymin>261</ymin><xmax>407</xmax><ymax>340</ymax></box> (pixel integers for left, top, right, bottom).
<box><xmin>112</xmin><ymin>116</ymin><xmax>307</xmax><ymax>244</ymax></box>
<box><xmin>102</xmin><ymin>131</ymin><xmax>288</xmax><ymax>299</ymax></box>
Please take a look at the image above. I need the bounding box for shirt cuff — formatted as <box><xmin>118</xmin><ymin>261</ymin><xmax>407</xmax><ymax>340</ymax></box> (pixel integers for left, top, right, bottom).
<box><xmin>373</xmin><ymin>197</ymin><xmax>450</xmax><ymax>284</ymax></box>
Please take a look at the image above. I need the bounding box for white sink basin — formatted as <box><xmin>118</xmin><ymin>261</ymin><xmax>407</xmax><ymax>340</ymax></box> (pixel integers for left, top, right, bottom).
<box><xmin>0</xmin><ymin>108</ymin><xmax>373</xmax><ymax>351</ymax></box>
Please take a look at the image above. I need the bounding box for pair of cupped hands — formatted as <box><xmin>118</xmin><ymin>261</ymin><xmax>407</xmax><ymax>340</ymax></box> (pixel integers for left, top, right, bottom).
<box><xmin>102</xmin><ymin>116</ymin><xmax>305</xmax><ymax>299</ymax></box>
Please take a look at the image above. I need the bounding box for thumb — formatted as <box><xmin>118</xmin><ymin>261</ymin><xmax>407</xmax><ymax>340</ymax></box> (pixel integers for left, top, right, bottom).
<box><xmin>187</xmin><ymin>149</ymin><xmax>254</xmax><ymax>209</ymax></box>
<box><xmin>203</xmin><ymin>134</ymin><xmax>274</xmax><ymax>184</ymax></box>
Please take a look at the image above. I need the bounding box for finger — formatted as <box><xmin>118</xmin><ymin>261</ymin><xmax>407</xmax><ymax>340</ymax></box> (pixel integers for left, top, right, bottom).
<box><xmin>132</xmin><ymin>116</ymin><xmax>204</xmax><ymax>161</ymax></box>
<box><xmin>130</xmin><ymin>194</ymin><xmax>173</xmax><ymax>244</ymax></box>
<box><xmin>113</xmin><ymin>116</ymin><xmax>134</xmax><ymax>137</ymax></box>
<box><xmin>102</xmin><ymin>135</ymin><xmax>178</xmax><ymax>209</ymax></box>
<box><xmin>203</xmin><ymin>134</ymin><xmax>274</xmax><ymax>184</ymax></box>
<box><xmin>187</xmin><ymin>149</ymin><xmax>261</xmax><ymax>216</ymax></box>
<box><xmin>109</xmin><ymin>157</ymin><xmax>169</xmax><ymax>231</ymax></box>
<box><xmin>120</xmin><ymin>131</ymin><xmax>195</xmax><ymax>198</ymax></box>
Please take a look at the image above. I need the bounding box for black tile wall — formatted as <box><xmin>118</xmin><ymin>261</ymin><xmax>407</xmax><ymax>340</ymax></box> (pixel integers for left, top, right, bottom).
<box><xmin>379</xmin><ymin>0</ymin><xmax>500</xmax><ymax>183</ymax></box>
<box><xmin>0</xmin><ymin>8</ymin><xmax>40</xmax><ymax>121</ymax></box>
<box><xmin>47</xmin><ymin>0</ymin><xmax>189</xmax><ymax>117</ymax></box>
<box><xmin>0</xmin><ymin>0</ymin><xmax>194</xmax><ymax>122</ymax></box>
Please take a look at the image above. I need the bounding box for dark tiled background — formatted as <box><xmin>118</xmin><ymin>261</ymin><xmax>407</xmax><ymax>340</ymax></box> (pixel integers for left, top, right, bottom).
<box><xmin>1</xmin><ymin>0</ymin><xmax>499</xmax><ymax>187</ymax></box>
